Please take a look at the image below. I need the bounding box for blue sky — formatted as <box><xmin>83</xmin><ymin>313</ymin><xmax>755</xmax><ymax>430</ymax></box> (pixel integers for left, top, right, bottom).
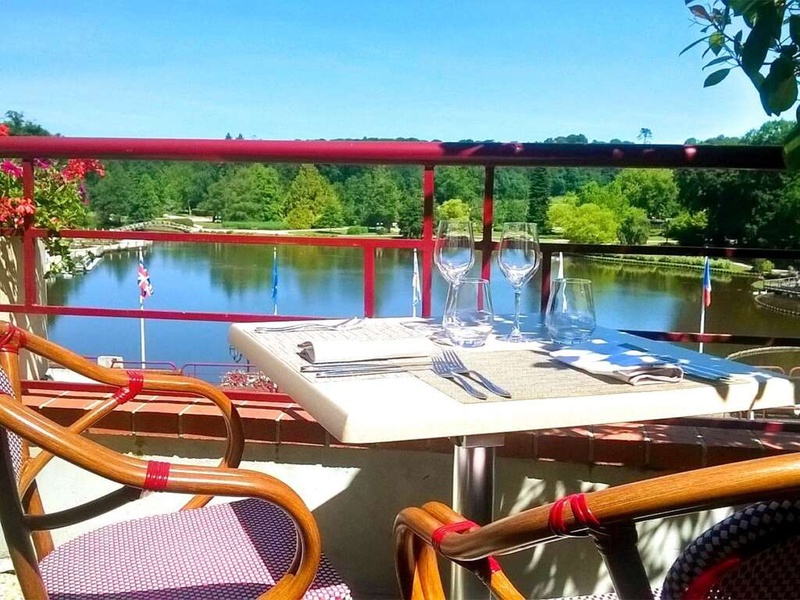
<box><xmin>2</xmin><ymin>1</ymin><xmax>776</xmax><ymax>144</ymax></box>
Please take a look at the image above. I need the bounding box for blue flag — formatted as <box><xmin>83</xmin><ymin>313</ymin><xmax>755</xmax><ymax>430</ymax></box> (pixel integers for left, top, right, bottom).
<box><xmin>271</xmin><ymin>247</ymin><xmax>278</xmax><ymax>315</ymax></box>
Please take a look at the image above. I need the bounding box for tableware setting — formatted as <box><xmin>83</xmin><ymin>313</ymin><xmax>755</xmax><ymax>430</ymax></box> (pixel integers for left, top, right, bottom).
<box><xmin>442</xmin><ymin>277</ymin><xmax>494</xmax><ymax>348</ymax></box>
<box><xmin>545</xmin><ymin>278</ymin><xmax>596</xmax><ymax>346</ymax></box>
<box><xmin>254</xmin><ymin>317</ymin><xmax>364</xmax><ymax>334</ymax></box>
<box><xmin>550</xmin><ymin>339</ymin><xmax>684</xmax><ymax>385</ymax></box>
<box><xmin>433</xmin><ymin>219</ymin><xmax>475</xmax><ymax>286</ymax></box>
<box><xmin>497</xmin><ymin>222</ymin><xmax>542</xmax><ymax>342</ymax></box>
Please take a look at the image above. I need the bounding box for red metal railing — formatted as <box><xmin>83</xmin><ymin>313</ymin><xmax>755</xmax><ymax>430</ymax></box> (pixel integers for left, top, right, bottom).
<box><xmin>0</xmin><ymin>136</ymin><xmax>794</xmax><ymax>347</ymax></box>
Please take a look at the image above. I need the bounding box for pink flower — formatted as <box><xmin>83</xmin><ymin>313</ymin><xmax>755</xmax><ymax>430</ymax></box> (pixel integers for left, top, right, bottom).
<box><xmin>1</xmin><ymin>160</ymin><xmax>23</xmax><ymax>179</ymax></box>
<box><xmin>0</xmin><ymin>124</ymin><xmax>9</xmax><ymax>137</ymax></box>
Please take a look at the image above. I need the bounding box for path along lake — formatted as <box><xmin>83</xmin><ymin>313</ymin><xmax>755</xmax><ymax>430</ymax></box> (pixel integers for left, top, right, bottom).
<box><xmin>45</xmin><ymin>243</ymin><xmax>800</xmax><ymax>379</ymax></box>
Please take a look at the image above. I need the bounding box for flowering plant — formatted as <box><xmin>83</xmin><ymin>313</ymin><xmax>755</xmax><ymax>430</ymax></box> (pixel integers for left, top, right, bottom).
<box><xmin>0</xmin><ymin>124</ymin><xmax>105</xmax><ymax>271</ymax></box>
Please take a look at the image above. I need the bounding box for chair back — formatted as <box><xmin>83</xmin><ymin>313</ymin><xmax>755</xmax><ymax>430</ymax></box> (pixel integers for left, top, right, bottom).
<box><xmin>0</xmin><ymin>367</ymin><xmax>24</xmax><ymax>483</ymax></box>
<box><xmin>662</xmin><ymin>499</ymin><xmax>800</xmax><ymax>599</ymax></box>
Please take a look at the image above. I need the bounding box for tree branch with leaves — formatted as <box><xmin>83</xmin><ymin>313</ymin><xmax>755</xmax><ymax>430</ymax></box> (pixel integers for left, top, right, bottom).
<box><xmin>684</xmin><ymin>0</ymin><xmax>800</xmax><ymax>167</ymax></box>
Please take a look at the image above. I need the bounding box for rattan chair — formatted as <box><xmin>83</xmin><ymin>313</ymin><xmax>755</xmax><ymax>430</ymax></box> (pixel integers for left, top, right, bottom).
<box><xmin>395</xmin><ymin>452</ymin><xmax>800</xmax><ymax>599</ymax></box>
<box><xmin>0</xmin><ymin>320</ymin><xmax>352</xmax><ymax>599</ymax></box>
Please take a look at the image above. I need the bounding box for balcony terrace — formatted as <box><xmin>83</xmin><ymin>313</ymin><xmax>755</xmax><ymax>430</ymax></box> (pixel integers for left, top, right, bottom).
<box><xmin>1</xmin><ymin>136</ymin><xmax>799</xmax><ymax>598</ymax></box>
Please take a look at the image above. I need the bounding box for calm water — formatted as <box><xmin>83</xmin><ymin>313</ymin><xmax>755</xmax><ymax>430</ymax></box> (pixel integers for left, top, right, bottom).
<box><xmin>45</xmin><ymin>243</ymin><xmax>800</xmax><ymax>376</ymax></box>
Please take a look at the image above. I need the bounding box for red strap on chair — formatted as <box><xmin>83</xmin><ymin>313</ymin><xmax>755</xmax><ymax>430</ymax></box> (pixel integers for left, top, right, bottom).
<box><xmin>549</xmin><ymin>493</ymin><xmax>600</xmax><ymax>537</ymax></box>
<box><xmin>431</xmin><ymin>520</ymin><xmax>502</xmax><ymax>573</ymax></box>
<box><xmin>0</xmin><ymin>324</ymin><xmax>24</xmax><ymax>353</ymax></box>
<box><xmin>111</xmin><ymin>371</ymin><xmax>144</xmax><ymax>405</ymax></box>
<box><xmin>143</xmin><ymin>460</ymin><xmax>171</xmax><ymax>491</ymax></box>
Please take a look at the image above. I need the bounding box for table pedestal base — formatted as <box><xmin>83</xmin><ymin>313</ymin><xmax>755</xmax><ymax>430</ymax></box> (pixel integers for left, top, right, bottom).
<box><xmin>450</xmin><ymin>433</ymin><xmax>504</xmax><ymax>600</ymax></box>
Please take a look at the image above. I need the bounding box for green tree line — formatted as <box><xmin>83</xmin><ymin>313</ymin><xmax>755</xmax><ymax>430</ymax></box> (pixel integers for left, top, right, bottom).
<box><xmin>5</xmin><ymin>110</ymin><xmax>800</xmax><ymax>248</ymax></box>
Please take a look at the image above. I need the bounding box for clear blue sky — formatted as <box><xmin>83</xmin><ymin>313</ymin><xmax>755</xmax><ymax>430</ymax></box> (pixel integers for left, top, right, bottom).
<box><xmin>2</xmin><ymin>1</ymin><xmax>776</xmax><ymax>144</ymax></box>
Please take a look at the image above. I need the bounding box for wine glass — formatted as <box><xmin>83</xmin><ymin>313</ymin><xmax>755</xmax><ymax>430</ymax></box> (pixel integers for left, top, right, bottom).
<box><xmin>434</xmin><ymin>219</ymin><xmax>474</xmax><ymax>285</ymax></box>
<box><xmin>497</xmin><ymin>222</ymin><xmax>541</xmax><ymax>341</ymax></box>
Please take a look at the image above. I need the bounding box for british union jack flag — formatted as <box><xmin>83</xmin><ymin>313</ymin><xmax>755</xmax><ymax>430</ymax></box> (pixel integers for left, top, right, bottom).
<box><xmin>137</xmin><ymin>252</ymin><xmax>154</xmax><ymax>303</ymax></box>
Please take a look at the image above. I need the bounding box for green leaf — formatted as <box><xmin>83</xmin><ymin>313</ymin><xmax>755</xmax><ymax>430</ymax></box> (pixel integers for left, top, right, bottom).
<box><xmin>680</xmin><ymin>36</ymin><xmax>711</xmax><ymax>56</ymax></box>
<box><xmin>741</xmin><ymin>7</ymin><xmax>780</xmax><ymax>79</ymax></box>
<box><xmin>790</xmin><ymin>15</ymin><xmax>800</xmax><ymax>44</ymax></box>
<box><xmin>702</xmin><ymin>55</ymin><xmax>736</xmax><ymax>68</ymax></box>
<box><xmin>704</xmin><ymin>68</ymin><xmax>731</xmax><ymax>86</ymax></box>
<box><xmin>760</xmin><ymin>55</ymin><xmax>798</xmax><ymax>114</ymax></box>
<box><xmin>729</xmin><ymin>0</ymin><xmax>769</xmax><ymax>21</ymax></box>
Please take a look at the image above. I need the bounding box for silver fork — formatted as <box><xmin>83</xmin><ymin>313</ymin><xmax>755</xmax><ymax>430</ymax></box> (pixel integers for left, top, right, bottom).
<box><xmin>255</xmin><ymin>317</ymin><xmax>363</xmax><ymax>333</ymax></box>
<box><xmin>442</xmin><ymin>350</ymin><xmax>512</xmax><ymax>397</ymax></box>
<box><xmin>431</xmin><ymin>356</ymin><xmax>487</xmax><ymax>400</ymax></box>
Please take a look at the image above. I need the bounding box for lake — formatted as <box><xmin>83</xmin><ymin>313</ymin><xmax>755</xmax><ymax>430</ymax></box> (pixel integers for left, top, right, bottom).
<box><xmin>44</xmin><ymin>242</ymin><xmax>800</xmax><ymax>379</ymax></box>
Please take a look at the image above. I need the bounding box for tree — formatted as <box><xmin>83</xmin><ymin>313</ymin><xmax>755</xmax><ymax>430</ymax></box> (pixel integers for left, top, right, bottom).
<box><xmin>204</xmin><ymin>164</ymin><xmax>284</xmax><ymax>222</ymax></box>
<box><xmin>435</xmin><ymin>167</ymin><xmax>483</xmax><ymax>206</ymax></box>
<box><xmin>637</xmin><ymin>128</ymin><xmax>652</xmax><ymax>144</ymax></box>
<box><xmin>617</xmin><ymin>207</ymin><xmax>650</xmax><ymax>244</ymax></box>
<box><xmin>436</xmin><ymin>198</ymin><xmax>471</xmax><ymax>222</ymax></box>
<box><xmin>576</xmin><ymin>180</ymin><xmax>628</xmax><ymax>213</ymax></box>
<box><xmin>341</xmin><ymin>167</ymin><xmax>402</xmax><ymax>227</ymax></box>
<box><xmin>3</xmin><ymin>111</ymin><xmax>50</xmax><ymax>136</ymax></box>
<box><xmin>396</xmin><ymin>193</ymin><xmax>423</xmax><ymax>238</ymax></box>
<box><xmin>547</xmin><ymin>195</ymin><xmax>619</xmax><ymax>243</ymax></box>
<box><xmin>615</xmin><ymin>169</ymin><xmax>679</xmax><ymax>220</ymax></box>
<box><xmin>527</xmin><ymin>167</ymin><xmax>551</xmax><ymax>227</ymax></box>
<box><xmin>284</xmin><ymin>165</ymin><xmax>343</xmax><ymax>229</ymax></box>
<box><xmin>554</xmin><ymin>203</ymin><xmax>619</xmax><ymax>243</ymax></box>
<box><xmin>684</xmin><ymin>1</ymin><xmax>800</xmax><ymax>168</ymax></box>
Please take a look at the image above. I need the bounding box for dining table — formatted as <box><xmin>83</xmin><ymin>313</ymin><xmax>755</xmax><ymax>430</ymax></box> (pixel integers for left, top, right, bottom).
<box><xmin>228</xmin><ymin>316</ymin><xmax>798</xmax><ymax>598</ymax></box>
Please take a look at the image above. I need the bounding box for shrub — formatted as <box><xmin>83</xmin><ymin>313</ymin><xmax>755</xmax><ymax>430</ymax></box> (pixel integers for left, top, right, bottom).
<box><xmin>751</xmin><ymin>258</ymin><xmax>775</xmax><ymax>275</ymax></box>
<box><xmin>346</xmin><ymin>226</ymin><xmax>369</xmax><ymax>235</ymax></box>
<box><xmin>617</xmin><ymin>208</ymin><xmax>650</xmax><ymax>245</ymax></box>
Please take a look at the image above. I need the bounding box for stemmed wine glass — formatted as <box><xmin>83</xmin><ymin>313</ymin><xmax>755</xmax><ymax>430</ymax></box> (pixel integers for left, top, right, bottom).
<box><xmin>434</xmin><ymin>219</ymin><xmax>474</xmax><ymax>286</ymax></box>
<box><xmin>498</xmin><ymin>222</ymin><xmax>541</xmax><ymax>341</ymax></box>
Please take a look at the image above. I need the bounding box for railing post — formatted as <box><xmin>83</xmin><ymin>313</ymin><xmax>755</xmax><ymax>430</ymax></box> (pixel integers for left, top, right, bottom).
<box><xmin>21</xmin><ymin>160</ymin><xmax>37</xmax><ymax>308</ymax></box>
<box><xmin>422</xmin><ymin>166</ymin><xmax>435</xmax><ymax>318</ymax></box>
<box><xmin>481</xmin><ymin>167</ymin><xmax>495</xmax><ymax>281</ymax></box>
<box><xmin>363</xmin><ymin>247</ymin><xmax>375</xmax><ymax>318</ymax></box>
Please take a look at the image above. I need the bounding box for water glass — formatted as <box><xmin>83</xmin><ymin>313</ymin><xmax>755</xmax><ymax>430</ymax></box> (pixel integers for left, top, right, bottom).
<box><xmin>442</xmin><ymin>278</ymin><xmax>494</xmax><ymax>348</ymax></box>
<box><xmin>434</xmin><ymin>219</ymin><xmax>475</xmax><ymax>285</ymax></box>
<box><xmin>545</xmin><ymin>278</ymin><xmax>596</xmax><ymax>345</ymax></box>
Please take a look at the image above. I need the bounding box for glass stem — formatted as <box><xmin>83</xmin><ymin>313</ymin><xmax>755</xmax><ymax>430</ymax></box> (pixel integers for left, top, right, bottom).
<box><xmin>512</xmin><ymin>288</ymin><xmax>522</xmax><ymax>335</ymax></box>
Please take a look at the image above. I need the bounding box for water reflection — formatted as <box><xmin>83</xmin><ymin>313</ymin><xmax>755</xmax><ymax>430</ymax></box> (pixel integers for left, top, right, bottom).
<box><xmin>45</xmin><ymin>243</ymin><xmax>800</xmax><ymax>373</ymax></box>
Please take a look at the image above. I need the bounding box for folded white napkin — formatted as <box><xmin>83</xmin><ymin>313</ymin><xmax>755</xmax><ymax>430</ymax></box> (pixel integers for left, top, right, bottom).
<box><xmin>551</xmin><ymin>340</ymin><xmax>684</xmax><ymax>385</ymax></box>
<box><xmin>298</xmin><ymin>338</ymin><xmax>434</xmax><ymax>364</ymax></box>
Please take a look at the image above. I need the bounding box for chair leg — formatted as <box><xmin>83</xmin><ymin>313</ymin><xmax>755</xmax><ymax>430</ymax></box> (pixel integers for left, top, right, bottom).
<box><xmin>0</xmin><ymin>432</ymin><xmax>48</xmax><ymax>599</ymax></box>
<box><xmin>23</xmin><ymin>484</ymin><xmax>55</xmax><ymax>559</ymax></box>
<box><xmin>592</xmin><ymin>522</ymin><xmax>653</xmax><ymax>600</ymax></box>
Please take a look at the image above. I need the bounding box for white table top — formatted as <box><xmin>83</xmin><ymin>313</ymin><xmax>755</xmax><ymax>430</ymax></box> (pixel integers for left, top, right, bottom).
<box><xmin>229</xmin><ymin>318</ymin><xmax>798</xmax><ymax>444</ymax></box>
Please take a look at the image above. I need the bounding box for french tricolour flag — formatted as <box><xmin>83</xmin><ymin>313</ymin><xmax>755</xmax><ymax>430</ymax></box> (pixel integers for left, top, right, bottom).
<box><xmin>702</xmin><ymin>257</ymin><xmax>712</xmax><ymax>307</ymax></box>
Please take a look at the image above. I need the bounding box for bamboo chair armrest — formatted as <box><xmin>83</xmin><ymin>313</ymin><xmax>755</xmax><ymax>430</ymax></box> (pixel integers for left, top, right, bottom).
<box><xmin>0</xmin><ymin>393</ymin><xmax>320</xmax><ymax>600</ymax></box>
<box><xmin>2</xmin><ymin>322</ymin><xmax>245</xmax><ymax>509</ymax></box>
<box><xmin>396</xmin><ymin>452</ymin><xmax>800</xmax><ymax>565</ymax></box>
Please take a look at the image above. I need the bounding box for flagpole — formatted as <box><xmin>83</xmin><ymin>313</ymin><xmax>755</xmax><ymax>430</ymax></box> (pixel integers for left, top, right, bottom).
<box><xmin>699</xmin><ymin>256</ymin><xmax>709</xmax><ymax>354</ymax></box>
<box><xmin>138</xmin><ymin>248</ymin><xmax>147</xmax><ymax>368</ymax></box>
<box><xmin>412</xmin><ymin>248</ymin><xmax>420</xmax><ymax>318</ymax></box>
<box><xmin>272</xmin><ymin>247</ymin><xmax>278</xmax><ymax>316</ymax></box>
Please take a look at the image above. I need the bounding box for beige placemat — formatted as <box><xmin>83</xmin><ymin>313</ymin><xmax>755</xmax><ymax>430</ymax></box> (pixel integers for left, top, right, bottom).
<box><xmin>412</xmin><ymin>349</ymin><xmax>708</xmax><ymax>404</ymax></box>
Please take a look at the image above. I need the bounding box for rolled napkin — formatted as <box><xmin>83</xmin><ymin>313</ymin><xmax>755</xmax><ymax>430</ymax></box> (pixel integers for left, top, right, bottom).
<box><xmin>298</xmin><ymin>337</ymin><xmax>434</xmax><ymax>364</ymax></box>
<box><xmin>550</xmin><ymin>340</ymin><xmax>684</xmax><ymax>385</ymax></box>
